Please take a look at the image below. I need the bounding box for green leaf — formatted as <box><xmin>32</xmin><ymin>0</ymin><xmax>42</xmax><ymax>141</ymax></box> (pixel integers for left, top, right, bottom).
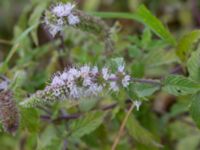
<box><xmin>28</xmin><ymin>1</ymin><xmax>48</xmax><ymax>45</ymax></box>
<box><xmin>176</xmin><ymin>30</ymin><xmax>200</xmax><ymax>62</ymax></box>
<box><xmin>92</xmin><ymin>5</ymin><xmax>176</xmax><ymax>46</ymax></box>
<box><xmin>0</xmin><ymin>44</ymin><xmax>19</xmax><ymax>73</ymax></box>
<box><xmin>176</xmin><ymin>135</ymin><xmax>200</xmax><ymax>150</ymax></box>
<box><xmin>126</xmin><ymin>113</ymin><xmax>161</xmax><ymax>148</ymax></box>
<box><xmin>20</xmin><ymin>108</ymin><xmax>39</xmax><ymax>133</ymax></box>
<box><xmin>37</xmin><ymin>125</ymin><xmax>62</xmax><ymax>150</ymax></box>
<box><xmin>134</xmin><ymin>83</ymin><xmax>160</xmax><ymax>97</ymax></box>
<box><xmin>14</xmin><ymin>22</ymin><xmax>39</xmax><ymax>44</ymax></box>
<box><xmin>187</xmin><ymin>49</ymin><xmax>200</xmax><ymax>81</ymax></box>
<box><xmin>163</xmin><ymin>75</ymin><xmax>200</xmax><ymax>96</ymax></box>
<box><xmin>69</xmin><ymin>111</ymin><xmax>106</xmax><ymax>139</ymax></box>
<box><xmin>134</xmin><ymin>5</ymin><xmax>176</xmax><ymax>46</ymax></box>
<box><xmin>141</xmin><ymin>27</ymin><xmax>152</xmax><ymax>48</ymax></box>
<box><xmin>190</xmin><ymin>93</ymin><xmax>200</xmax><ymax>128</ymax></box>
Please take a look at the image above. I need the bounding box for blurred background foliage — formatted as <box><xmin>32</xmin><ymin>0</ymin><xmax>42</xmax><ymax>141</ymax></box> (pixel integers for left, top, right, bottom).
<box><xmin>0</xmin><ymin>0</ymin><xmax>200</xmax><ymax>150</ymax></box>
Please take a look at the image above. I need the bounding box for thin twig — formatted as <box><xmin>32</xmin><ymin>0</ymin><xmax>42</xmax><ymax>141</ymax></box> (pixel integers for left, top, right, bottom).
<box><xmin>111</xmin><ymin>104</ymin><xmax>135</xmax><ymax>150</ymax></box>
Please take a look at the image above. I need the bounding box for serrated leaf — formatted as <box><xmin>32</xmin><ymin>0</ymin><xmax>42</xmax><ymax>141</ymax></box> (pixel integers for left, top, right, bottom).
<box><xmin>134</xmin><ymin>83</ymin><xmax>160</xmax><ymax>97</ymax></box>
<box><xmin>37</xmin><ymin>125</ymin><xmax>62</xmax><ymax>150</ymax></box>
<box><xmin>176</xmin><ymin>30</ymin><xmax>200</xmax><ymax>61</ymax></box>
<box><xmin>69</xmin><ymin>111</ymin><xmax>106</xmax><ymax>139</ymax></box>
<box><xmin>187</xmin><ymin>50</ymin><xmax>200</xmax><ymax>81</ymax></box>
<box><xmin>190</xmin><ymin>93</ymin><xmax>200</xmax><ymax>128</ymax></box>
<box><xmin>176</xmin><ymin>135</ymin><xmax>200</xmax><ymax>150</ymax></box>
<box><xmin>145</xmin><ymin>46</ymin><xmax>178</xmax><ymax>68</ymax></box>
<box><xmin>126</xmin><ymin>114</ymin><xmax>161</xmax><ymax>148</ymax></box>
<box><xmin>163</xmin><ymin>75</ymin><xmax>200</xmax><ymax>96</ymax></box>
<box><xmin>135</xmin><ymin>5</ymin><xmax>176</xmax><ymax>46</ymax></box>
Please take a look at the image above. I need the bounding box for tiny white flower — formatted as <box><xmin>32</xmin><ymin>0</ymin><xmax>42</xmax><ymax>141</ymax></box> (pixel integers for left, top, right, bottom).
<box><xmin>68</xmin><ymin>68</ymin><xmax>80</xmax><ymax>78</ymax></box>
<box><xmin>102</xmin><ymin>67</ymin><xmax>109</xmax><ymax>80</ymax></box>
<box><xmin>109</xmin><ymin>73</ymin><xmax>117</xmax><ymax>79</ymax></box>
<box><xmin>48</xmin><ymin>25</ymin><xmax>62</xmax><ymax>37</ymax></box>
<box><xmin>91</xmin><ymin>66</ymin><xmax>98</xmax><ymax>75</ymax></box>
<box><xmin>60</xmin><ymin>71</ymin><xmax>68</xmax><ymax>81</ymax></box>
<box><xmin>134</xmin><ymin>101</ymin><xmax>142</xmax><ymax>111</ymax></box>
<box><xmin>57</xmin><ymin>18</ymin><xmax>64</xmax><ymax>26</ymax></box>
<box><xmin>51</xmin><ymin>76</ymin><xmax>65</xmax><ymax>86</ymax></box>
<box><xmin>68</xmin><ymin>14</ymin><xmax>80</xmax><ymax>25</ymax></box>
<box><xmin>86</xmin><ymin>84</ymin><xmax>103</xmax><ymax>96</ymax></box>
<box><xmin>63</xmin><ymin>3</ymin><xmax>75</xmax><ymax>15</ymax></box>
<box><xmin>53</xmin><ymin>88</ymin><xmax>61</xmax><ymax>97</ymax></box>
<box><xmin>109</xmin><ymin>82</ymin><xmax>119</xmax><ymax>92</ymax></box>
<box><xmin>118</xmin><ymin>65</ymin><xmax>125</xmax><ymax>73</ymax></box>
<box><xmin>52</xmin><ymin>3</ymin><xmax>75</xmax><ymax>17</ymax></box>
<box><xmin>122</xmin><ymin>75</ymin><xmax>131</xmax><ymax>87</ymax></box>
<box><xmin>80</xmin><ymin>65</ymin><xmax>90</xmax><ymax>78</ymax></box>
<box><xmin>69</xmin><ymin>86</ymin><xmax>79</xmax><ymax>99</ymax></box>
<box><xmin>83</xmin><ymin>77</ymin><xmax>92</xmax><ymax>87</ymax></box>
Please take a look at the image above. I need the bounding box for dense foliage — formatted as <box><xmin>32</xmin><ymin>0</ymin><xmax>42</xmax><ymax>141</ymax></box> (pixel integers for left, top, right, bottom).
<box><xmin>0</xmin><ymin>0</ymin><xmax>200</xmax><ymax>149</ymax></box>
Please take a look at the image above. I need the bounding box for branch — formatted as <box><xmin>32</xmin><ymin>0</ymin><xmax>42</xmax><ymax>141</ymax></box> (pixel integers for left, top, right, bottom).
<box><xmin>132</xmin><ymin>78</ymin><xmax>162</xmax><ymax>86</ymax></box>
<box><xmin>40</xmin><ymin>102</ymin><xmax>118</xmax><ymax>122</ymax></box>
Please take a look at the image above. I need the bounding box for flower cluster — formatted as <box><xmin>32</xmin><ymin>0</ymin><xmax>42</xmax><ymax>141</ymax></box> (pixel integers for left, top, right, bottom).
<box><xmin>20</xmin><ymin>65</ymin><xmax>131</xmax><ymax>107</ymax></box>
<box><xmin>0</xmin><ymin>90</ymin><xmax>19</xmax><ymax>134</ymax></box>
<box><xmin>44</xmin><ymin>2</ymin><xmax>114</xmax><ymax>53</ymax></box>
<box><xmin>45</xmin><ymin>2</ymin><xmax>80</xmax><ymax>37</ymax></box>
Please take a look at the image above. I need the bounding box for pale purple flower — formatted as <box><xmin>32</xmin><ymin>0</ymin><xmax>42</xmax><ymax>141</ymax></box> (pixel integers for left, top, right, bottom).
<box><xmin>69</xmin><ymin>86</ymin><xmax>79</xmax><ymax>99</ymax></box>
<box><xmin>53</xmin><ymin>88</ymin><xmax>61</xmax><ymax>97</ymax></box>
<box><xmin>57</xmin><ymin>18</ymin><xmax>64</xmax><ymax>26</ymax></box>
<box><xmin>80</xmin><ymin>65</ymin><xmax>90</xmax><ymax>78</ymax></box>
<box><xmin>109</xmin><ymin>73</ymin><xmax>117</xmax><ymax>79</ymax></box>
<box><xmin>68</xmin><ymin>14</ymin><xmax>80</xmax><ymax>25</ymax></box>
<box><xmin>91</xmin><ymin>66</ymin><xmax>98</xmax><ymax>75</ymax></box>
<box><xmin>118</xmin><ymin>65</ymin><xmax>125</xmax><ymax>73</ymax></box>
<box><xmin>60</xmin><ymin>72</ymin><xmax>68</xmax><ymax>81</ymax></box>
<box><xmin>109</xmin><ymin>82</ymin><xmax>119</xmax><ymax>92</ymax></box>
<box><xmin>51</xmin><ymin>76</ymin><xmax>65</xmax><ymax>86</ymax></box>
<box><xmin>102</xmin><ymin>67</ymin><xmax>109</xmax><ymax>80</ymax></box>
<box><xmin>52</xmin><ymin>3</ymin><xmax>75</xmax><ymax>17</ymax></box>
<box><xmin>86</xmin><ymin>84</ymin><xmax>103</xmax><ymax>96</ymax></box>
<box><xmin>83</xmin><ymin>77</ymin><xmax>92</xmax><ymax>87</ymax></box>
<box><xmin>122</xmin><ymin>75</ymin><xmax>131</xmax><ymax>87</ymax></box>
<box><xmin>48</xmin><ymin>24</ymin><xmax>62</xmax><ymax>37</ymax></box>
<box><xmin>68</xmin><ymin>68</ymin><xmax>80</xmax><ymax>78</ymax></box>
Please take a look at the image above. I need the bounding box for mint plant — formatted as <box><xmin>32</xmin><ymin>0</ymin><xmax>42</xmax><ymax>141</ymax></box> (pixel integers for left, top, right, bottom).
<box><xmin>0</xmin><ymin>0</ymin><xmax>200</xmax><ymax>149</ymax></box>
